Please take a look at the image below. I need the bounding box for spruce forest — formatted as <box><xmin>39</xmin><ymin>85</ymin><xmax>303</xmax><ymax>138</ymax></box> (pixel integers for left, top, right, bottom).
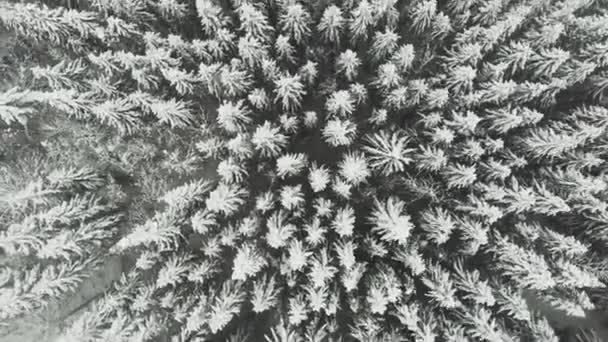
<box><xmin>2</xmin><ymin>0</ymin><xmax>608</xmax><ymax>340</ymax></box>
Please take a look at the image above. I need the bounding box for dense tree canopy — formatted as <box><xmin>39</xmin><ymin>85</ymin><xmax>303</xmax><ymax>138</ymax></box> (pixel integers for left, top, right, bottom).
<box><xmin>2</xmin><ymin>0</ymin><xmax>608</xmax><ymax>341</ymax></box>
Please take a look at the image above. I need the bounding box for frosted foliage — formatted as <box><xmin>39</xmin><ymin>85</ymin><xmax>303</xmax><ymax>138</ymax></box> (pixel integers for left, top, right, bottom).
<box><xmin>5</xmin><ymin>0</ymin><xmax>607</xmax><ymax>341</ymax></box>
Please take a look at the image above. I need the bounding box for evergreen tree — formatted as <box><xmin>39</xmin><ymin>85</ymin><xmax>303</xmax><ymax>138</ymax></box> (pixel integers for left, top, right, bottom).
<box><xmin>1</xmin><ymin>0</ymin><xmax>608</xmax><ymax>340</ymax></box>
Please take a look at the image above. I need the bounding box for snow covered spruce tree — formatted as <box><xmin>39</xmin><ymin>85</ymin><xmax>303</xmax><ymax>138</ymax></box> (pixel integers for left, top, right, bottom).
<box><xmin>2</xmin><ymin>0</ymin><xmax>608</xmax><ymax>340</ymax></box>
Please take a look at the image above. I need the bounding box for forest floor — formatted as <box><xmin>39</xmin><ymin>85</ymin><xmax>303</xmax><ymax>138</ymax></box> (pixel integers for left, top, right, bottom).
<box><xmin>0</xmin><ymin>257</ymin><xmax>123</xmax><ymax>341</ymax></box>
